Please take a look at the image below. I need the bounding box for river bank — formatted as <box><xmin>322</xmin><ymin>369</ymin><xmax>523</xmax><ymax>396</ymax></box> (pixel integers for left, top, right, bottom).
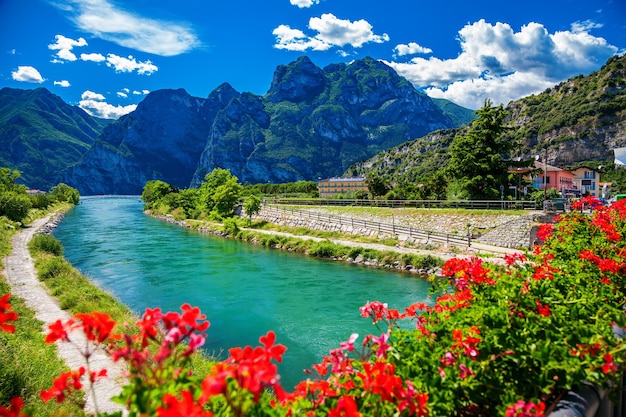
<box><xmin>149</xmin><ymin>209</ymin><xmax>524</xmax><ymax>276</ymax></box>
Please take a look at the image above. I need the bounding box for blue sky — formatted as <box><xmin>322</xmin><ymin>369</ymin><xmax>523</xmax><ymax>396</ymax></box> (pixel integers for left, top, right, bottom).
<box><xmin>1</xmin><ymin>0</ymin><xmax>625</xmax><ymax>119</ymax></box>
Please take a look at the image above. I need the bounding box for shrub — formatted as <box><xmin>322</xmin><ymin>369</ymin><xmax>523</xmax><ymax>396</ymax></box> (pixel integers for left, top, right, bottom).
<box><xmin>28</xmin><ymin>234</ymin><xmax>63</xmax><ymax>256</ymax></box>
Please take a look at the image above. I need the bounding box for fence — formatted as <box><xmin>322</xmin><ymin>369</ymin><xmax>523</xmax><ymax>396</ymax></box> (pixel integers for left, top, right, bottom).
<box><xmin>273</xmin><ymin>198</ymin><xmax>538</xmax><ymax>210</ymax></box>
<box><xmin>261</xmin><ymin>205</ymin><xmax>472</xmax><ymax>249</ymax></box>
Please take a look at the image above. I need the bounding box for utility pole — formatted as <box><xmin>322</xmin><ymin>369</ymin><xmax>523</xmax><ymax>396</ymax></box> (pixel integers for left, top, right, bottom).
<box><xmin>543</xmin><ymin>148</ymin><xmax>548</xmax><ymax>202</ymax></box>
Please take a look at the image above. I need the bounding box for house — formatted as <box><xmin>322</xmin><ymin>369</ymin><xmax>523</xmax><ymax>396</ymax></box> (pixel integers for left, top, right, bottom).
<box><xmin>531</xmin><ymin>162</ymin><xmax>576</xmax><ymax>196</ymax></box>
<box><xmin>566</xmin><ymin>166</ymin><xmax>602</xmax><ymax>197</ymax></box>
<box><xmin>317</xmin><ymin>176</ymin><xmax>368</xmax><ymax>197</ymax></box>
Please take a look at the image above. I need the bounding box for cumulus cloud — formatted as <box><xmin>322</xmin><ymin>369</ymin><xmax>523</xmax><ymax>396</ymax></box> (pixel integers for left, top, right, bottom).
<box><xmin>56</xmin><ymin>0</ymin><xmax>199</xmax><ymax>56</ymax></box>
<box><xmin>11</xmin><ymin>66</ymin><xmax>45</xmax><ymax>83</ymax></box>
<box><xmin>54</xmin><ymin>80</ymin><xmax>71</xmax><ymax>87</ymax></box>
<box><xmin>393</xmin><ymin>42</ymin><xmax>432</xmax><ymax>57</ymax></box>
<box><xmin>105</xmin><ymin>54</ymin><xmax>157</xmax><ymax>75</ymax></box>
<box><xmin>79</xmin><ymin>90</ymin><xmax>137</xmax><ymax>119</ymax></box>
<box><xmin>384</xmin><ymin>19</ymin><xmax>618</xmax><ymax>109</ymax></box>
<box><xmin>48</xmin><ymin>34</ymin><xmax>88</xmax><ymax>61</ymax></box>
<box><xmin>290</xmin><ymin>0</ymin><xmax>319</xmax><ymax>7</ymax></box>
<box><xmin>80</xmin><ymin>52</ymin><xmax>106</xmax><ymax>62</ymax></box>
<box><xmin>273</xmin><ymin>13</ymin><xmax>389</xmax><ymax>51</ymax></box>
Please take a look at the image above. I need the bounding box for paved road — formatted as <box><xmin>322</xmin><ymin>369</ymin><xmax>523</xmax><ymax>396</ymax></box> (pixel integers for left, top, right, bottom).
<box><xmin>2</xmin><ymin>215</ymin><xmax>127</xmax><ymax>416</ymax></box>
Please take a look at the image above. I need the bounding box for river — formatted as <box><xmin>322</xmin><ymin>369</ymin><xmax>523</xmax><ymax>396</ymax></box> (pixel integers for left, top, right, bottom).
<box><xmin>53</xmin><ymin>196</ymin><xmax>431</xmax><ymax>389</ymax></box>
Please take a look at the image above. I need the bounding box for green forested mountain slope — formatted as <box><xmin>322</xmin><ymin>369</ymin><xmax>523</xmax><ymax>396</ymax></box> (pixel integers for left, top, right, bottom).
<box><xmin>348</xmin><ymin>54</ymin><xmax>626</xmax><ymax>184</ymax></box>
<box><xmin>0</xmin><ymin>87</ymin><xmax>108</xmax><ymax>190</ymax></box>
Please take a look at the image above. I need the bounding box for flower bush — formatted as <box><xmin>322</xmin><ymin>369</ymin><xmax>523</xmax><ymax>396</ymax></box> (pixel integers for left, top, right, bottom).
<box><xmin>1</xmin><ymin>196</ymin><xmax>625</xmax><ymax>416</ymax></box>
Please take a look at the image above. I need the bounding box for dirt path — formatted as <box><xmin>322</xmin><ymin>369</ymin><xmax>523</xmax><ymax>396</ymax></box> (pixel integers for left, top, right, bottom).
<box><xmin>2</xmin><ymin>215</ymin><xmax>127</xmax><ymax>416</ymax></box>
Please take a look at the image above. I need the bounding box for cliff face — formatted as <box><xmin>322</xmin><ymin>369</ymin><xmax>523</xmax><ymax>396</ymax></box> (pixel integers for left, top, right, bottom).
<box><xmin>63</xmin><ymin>86</ymin><xmax>238</xmax><ymax>194</ymax></box>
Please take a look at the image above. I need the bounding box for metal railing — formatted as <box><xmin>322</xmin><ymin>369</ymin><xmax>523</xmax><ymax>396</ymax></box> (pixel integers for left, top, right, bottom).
<box><xmin>271</xmin><ymin>198</ymin><xmax>538</xmax><ymax>210</ymax></box>
<box><xmin>261</xmin><ymin>205</ymin><xmax>472</xmax><ymax>248</ymax></box>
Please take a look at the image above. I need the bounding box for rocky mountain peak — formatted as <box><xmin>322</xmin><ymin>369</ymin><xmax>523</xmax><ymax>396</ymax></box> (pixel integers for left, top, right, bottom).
<box><xmin>266</xmin><ymin>56</ymin><xmax>327</xmax><ymax>103</ymax></box>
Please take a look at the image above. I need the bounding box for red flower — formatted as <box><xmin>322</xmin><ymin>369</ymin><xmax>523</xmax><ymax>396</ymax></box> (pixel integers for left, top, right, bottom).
<box><xmin>328</xmin><ymin>395</ymin><xmax>361</xmax><ymax>417</ymax></box>
<box><xmin>74</xmin><ymin>311</ymin><xmax>117</xmax><ymax>343</ymax></box>
<box><xmin>0</xmin><ymin>294</ymin><xmax>18</xmax><ymax>333</ymax></box>
<box><xmin>505</xmin><ymin>399</ymin><xmax>546</xmax><ymax>416</ymax></box>
<box><xmin>601</xmin><ymin>353</ymin><xmax>618</xmax><ymax>375</ymax></box>
<box><xmin>156</xmin><ymin>391</ymin><xmax>214</xmax><ymax>417</ymax></box>
<box><xmin>40</xmin><ymin>367</ymin><xmax>85</xmax><ymax>403</ymax></box>
<box><xmin>45</xmin><ymin>318</ymin><xmax>73</xmax><ymax>343</ymax></box>
<box><xmin>535</xmin><ymin>300</ymin><xmax>551</xmax><ymax>317</ymax></box>
<box><xmin>536</xmin><ymin>224</ymin><xmax>554</xmax><ymax>242</ymax></box>
<box><xmin>0</xmin><ymin>397</ymin><xmax>30</xmax><ymax>417</ymax></box>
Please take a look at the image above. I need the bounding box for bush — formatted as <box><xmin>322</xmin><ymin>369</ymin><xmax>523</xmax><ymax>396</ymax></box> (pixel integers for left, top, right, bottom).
<box><xmin>28</xmin><ymin>234</ymin><xmax>63</xmax><ymax>256</ymax></box>
<box><xmin>308</xmin><ymin>241</ymin><xmax>340</xmax><ymax>258</ymax></box>
<box><xmin>0</xmin><ymin>192</ymin><xmax>32</xmax><ymax>223</ymax></box>
<box><xmin>36</xmin><ymin>257</ymin><xmax>70</xmax><ymax>280</ymax></box>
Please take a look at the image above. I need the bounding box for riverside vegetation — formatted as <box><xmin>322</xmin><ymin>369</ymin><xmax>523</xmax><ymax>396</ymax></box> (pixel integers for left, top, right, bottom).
<box><xmin>2</xmin><ymin>188</ymin><xmax>626</xmax><ymax>415</ymax></box>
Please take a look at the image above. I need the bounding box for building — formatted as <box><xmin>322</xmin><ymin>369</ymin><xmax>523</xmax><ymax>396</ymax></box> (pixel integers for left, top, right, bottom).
<box><xmin>317</xmin><ymin>176</ymin><xmax>368</xmax><ymax>197</ymax></box>
<box><xmin>531</xmin><ymin>162</ymin><xmax>576</xmax><ymax>196</ymax></box>
<box><xmin>566</xmin><ymin>166</ymin><xmax>602</xmax><ymax>197</ymax></box>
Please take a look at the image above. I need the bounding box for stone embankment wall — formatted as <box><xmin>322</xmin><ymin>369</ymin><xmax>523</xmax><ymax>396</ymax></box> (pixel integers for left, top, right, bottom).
<box><xmin>253</xmin><ymin>207</ymin><xmax>545</xmax><ymax>250</ymax></box>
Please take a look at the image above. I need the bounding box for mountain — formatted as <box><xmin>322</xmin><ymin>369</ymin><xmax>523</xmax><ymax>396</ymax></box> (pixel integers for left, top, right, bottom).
<box><xmin>347</xmin><ymin>54</ymin><xmax>626</xmax><ymax>183</ymax></box>
<box><xmin>0</xmin><ymin>87</ymin><xmax>108</xmax><ymax>190</ymax></box>
<box><xmin>62</xmin><ymin>86</ymin><xmax>238</xmax><ymax>195</ymax></box>
<box><xmin>60</xmin><ymin>56</ymin><xmax>463</xmax><ymax>194</ymax></box>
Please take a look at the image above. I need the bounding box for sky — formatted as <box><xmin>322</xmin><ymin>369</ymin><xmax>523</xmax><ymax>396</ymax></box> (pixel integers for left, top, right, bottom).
<box><xmin>1</xmin><ymin>0</ymin><xmax>625</xmax><ymax>120</ymax></box>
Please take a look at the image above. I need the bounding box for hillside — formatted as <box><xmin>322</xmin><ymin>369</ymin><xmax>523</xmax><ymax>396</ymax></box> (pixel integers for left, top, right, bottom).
<box><xmin>348</xmin><ymin>54</ymin><xmax>626</xmax><ymax>183</ymax></box>
<box><xmin>0</xmin><ymin>87</ymin><xmax>108</xmax><ymax>190</ymax></box>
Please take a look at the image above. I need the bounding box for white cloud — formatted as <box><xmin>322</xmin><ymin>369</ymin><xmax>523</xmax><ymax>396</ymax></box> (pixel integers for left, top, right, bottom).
<box><xmin>134</xmin><ymin>89</ymin><xmax>150</xmax><ymax>95</ymax></box>
<box><xmin>289</xmin><ymin>0</ymin><xmax>320</xmax><ymax>9</ymax></box>
<box><xmin>56</xmin><ymin>0</ymin><xmax>200</xmax><ymax>56</ymax></box>
<box><xmin>106</xmin><ymin>54</ymin><xmax>158</xmax><ymax>75</ymax></box>
<box><xmin>79</xmin><ymin>90</ymin><xmax>137</xmax><ymax>119</ymax></box>
<box><xmin>289</xmin><ymin>0</ymin><xmax>319</xmax><ymax>8</ymax></box>
<box><xmin>80</xmin><ymin>52</ymin><xmax>106</xmax><ymax>62</ymax></box>
<box><xmin>273</xmin><ymin>24</ymin><xmax>330</xmax><ymax>51</ymax></box>
<box><xmin>571</xmin><ymin>19</ymin><xmax>603</xmax><ymax>34</ymax></box>
<box><xmin>11</xmin><ymin>66</ymin><xmax>45</xmax><ymax>83</ymax></box>
<box><xmin>48</xmin><ymin>34</ymin><xmax>88</xmax><ymax>62</ymax></box>
<box><xmin>273</xmin><ymin>13</ymin><xmax>389</xmax><ymax>51</ymax></box>
<box><xmin>393</xmin><ymin>42</ymin><xmax>432</xmax><ymax>57</ymax></box>
<box><xmin>54</xmin><ymin>80</ymin><xmax>71</xmax><ymax>87</ymax></box>
<box><xmin>384</xmin><ymin>19</ymin><xmax>618</xmax><ymax>109</ymax></box>
<box><xmin>117</xmin><ymin>91</ymin><xmax>128</xmax><ymax>98</ymax></box>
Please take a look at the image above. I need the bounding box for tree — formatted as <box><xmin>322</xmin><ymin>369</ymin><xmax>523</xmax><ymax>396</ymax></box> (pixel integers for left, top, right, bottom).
<box><xmin>198</xmin><ymin>168</ymin><xmax>242</xmax><ymax>218</ymax></box>
<box><xmin>141</xmin><ymin>180</ymin><xmax>174</xmax><ymax>209</ymax></box>
<box><xmin>0</xmin><ymin>192</ymin><xmax>32</xmax><ymax>222</ymax></box>
<box><xmin>365</xmin><ymin>173</ymin><xmax>390</xmax><ymax>198</ymax></box>
<box><xmin>49</xmin><ymin>183</ymin><xmax>80</xmax><ymax>205</ymax></box>
<box><xmin>243</xmin><ymin>194</ymin><xmax>262</xmax><ymax>221</ymax></box>
<box><xmin>446</xmin><ymin>100</ymin><xmax>512</xmax><ymax>199</ymax></box>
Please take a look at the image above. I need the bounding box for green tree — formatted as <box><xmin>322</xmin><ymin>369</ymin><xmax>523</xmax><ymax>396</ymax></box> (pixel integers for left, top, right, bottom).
<box><xmin>141</xmin><ymin>180</ymin><xmax>174</xmax><ymax>209</ymax></box>
<box><xmin>49</xmin><ymin>183</ymin><xmax>80</xmax><ymax>205</ymax></box>
<box><xmin>0</xmin><ymin>191</ymin><xmax>32</xmax><ymax>222</ymax></box>
<box><xmin>198</xmin><ymin>168</ymin><xmax>242</xmax><ymax>218</ymax></box>
<box><xmin>365</xmin><ymin>173</ymin><xmax>390</xmax><ymax>198</ymax></box>
<box><xmin>446</xmin><ymin>100</ymin><xmax>512</xmax><ymax>199</ymax></box>
<box><xmin>0</xmin><ymin>168</ymin><xmax>25</xmax><ymax>193</ymax></box>
<box><xmin>243</xmin><ymin>194</ymin><xmax>262</xmax><ymax>221</ymax></box>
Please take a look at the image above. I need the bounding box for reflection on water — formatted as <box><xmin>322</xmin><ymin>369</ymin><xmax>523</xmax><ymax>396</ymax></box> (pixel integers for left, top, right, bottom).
<box><xmin>54</xmin><ymin>196</ymin><xmax>431</xmax><ymax>389</ymax></box>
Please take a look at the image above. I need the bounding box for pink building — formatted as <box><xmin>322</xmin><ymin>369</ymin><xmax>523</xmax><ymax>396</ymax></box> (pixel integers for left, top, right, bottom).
<box><xmin>531</xmin><ymin>162</ymin><xmax>576</xmax><ymax>195</ymax></box>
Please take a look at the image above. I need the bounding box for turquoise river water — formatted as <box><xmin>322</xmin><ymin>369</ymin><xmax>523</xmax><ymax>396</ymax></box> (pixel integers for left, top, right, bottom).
<box><xmin>53</xmin><ymin>196</ymin><xmax>432</xmax><ymax>389</ymax></box>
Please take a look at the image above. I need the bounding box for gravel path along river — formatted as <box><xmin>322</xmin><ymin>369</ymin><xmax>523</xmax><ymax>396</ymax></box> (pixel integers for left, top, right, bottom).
<box><xmin>2</xmin><ymin>215</ymin><xmax>127</xmax><ymax>416</ymax></box>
